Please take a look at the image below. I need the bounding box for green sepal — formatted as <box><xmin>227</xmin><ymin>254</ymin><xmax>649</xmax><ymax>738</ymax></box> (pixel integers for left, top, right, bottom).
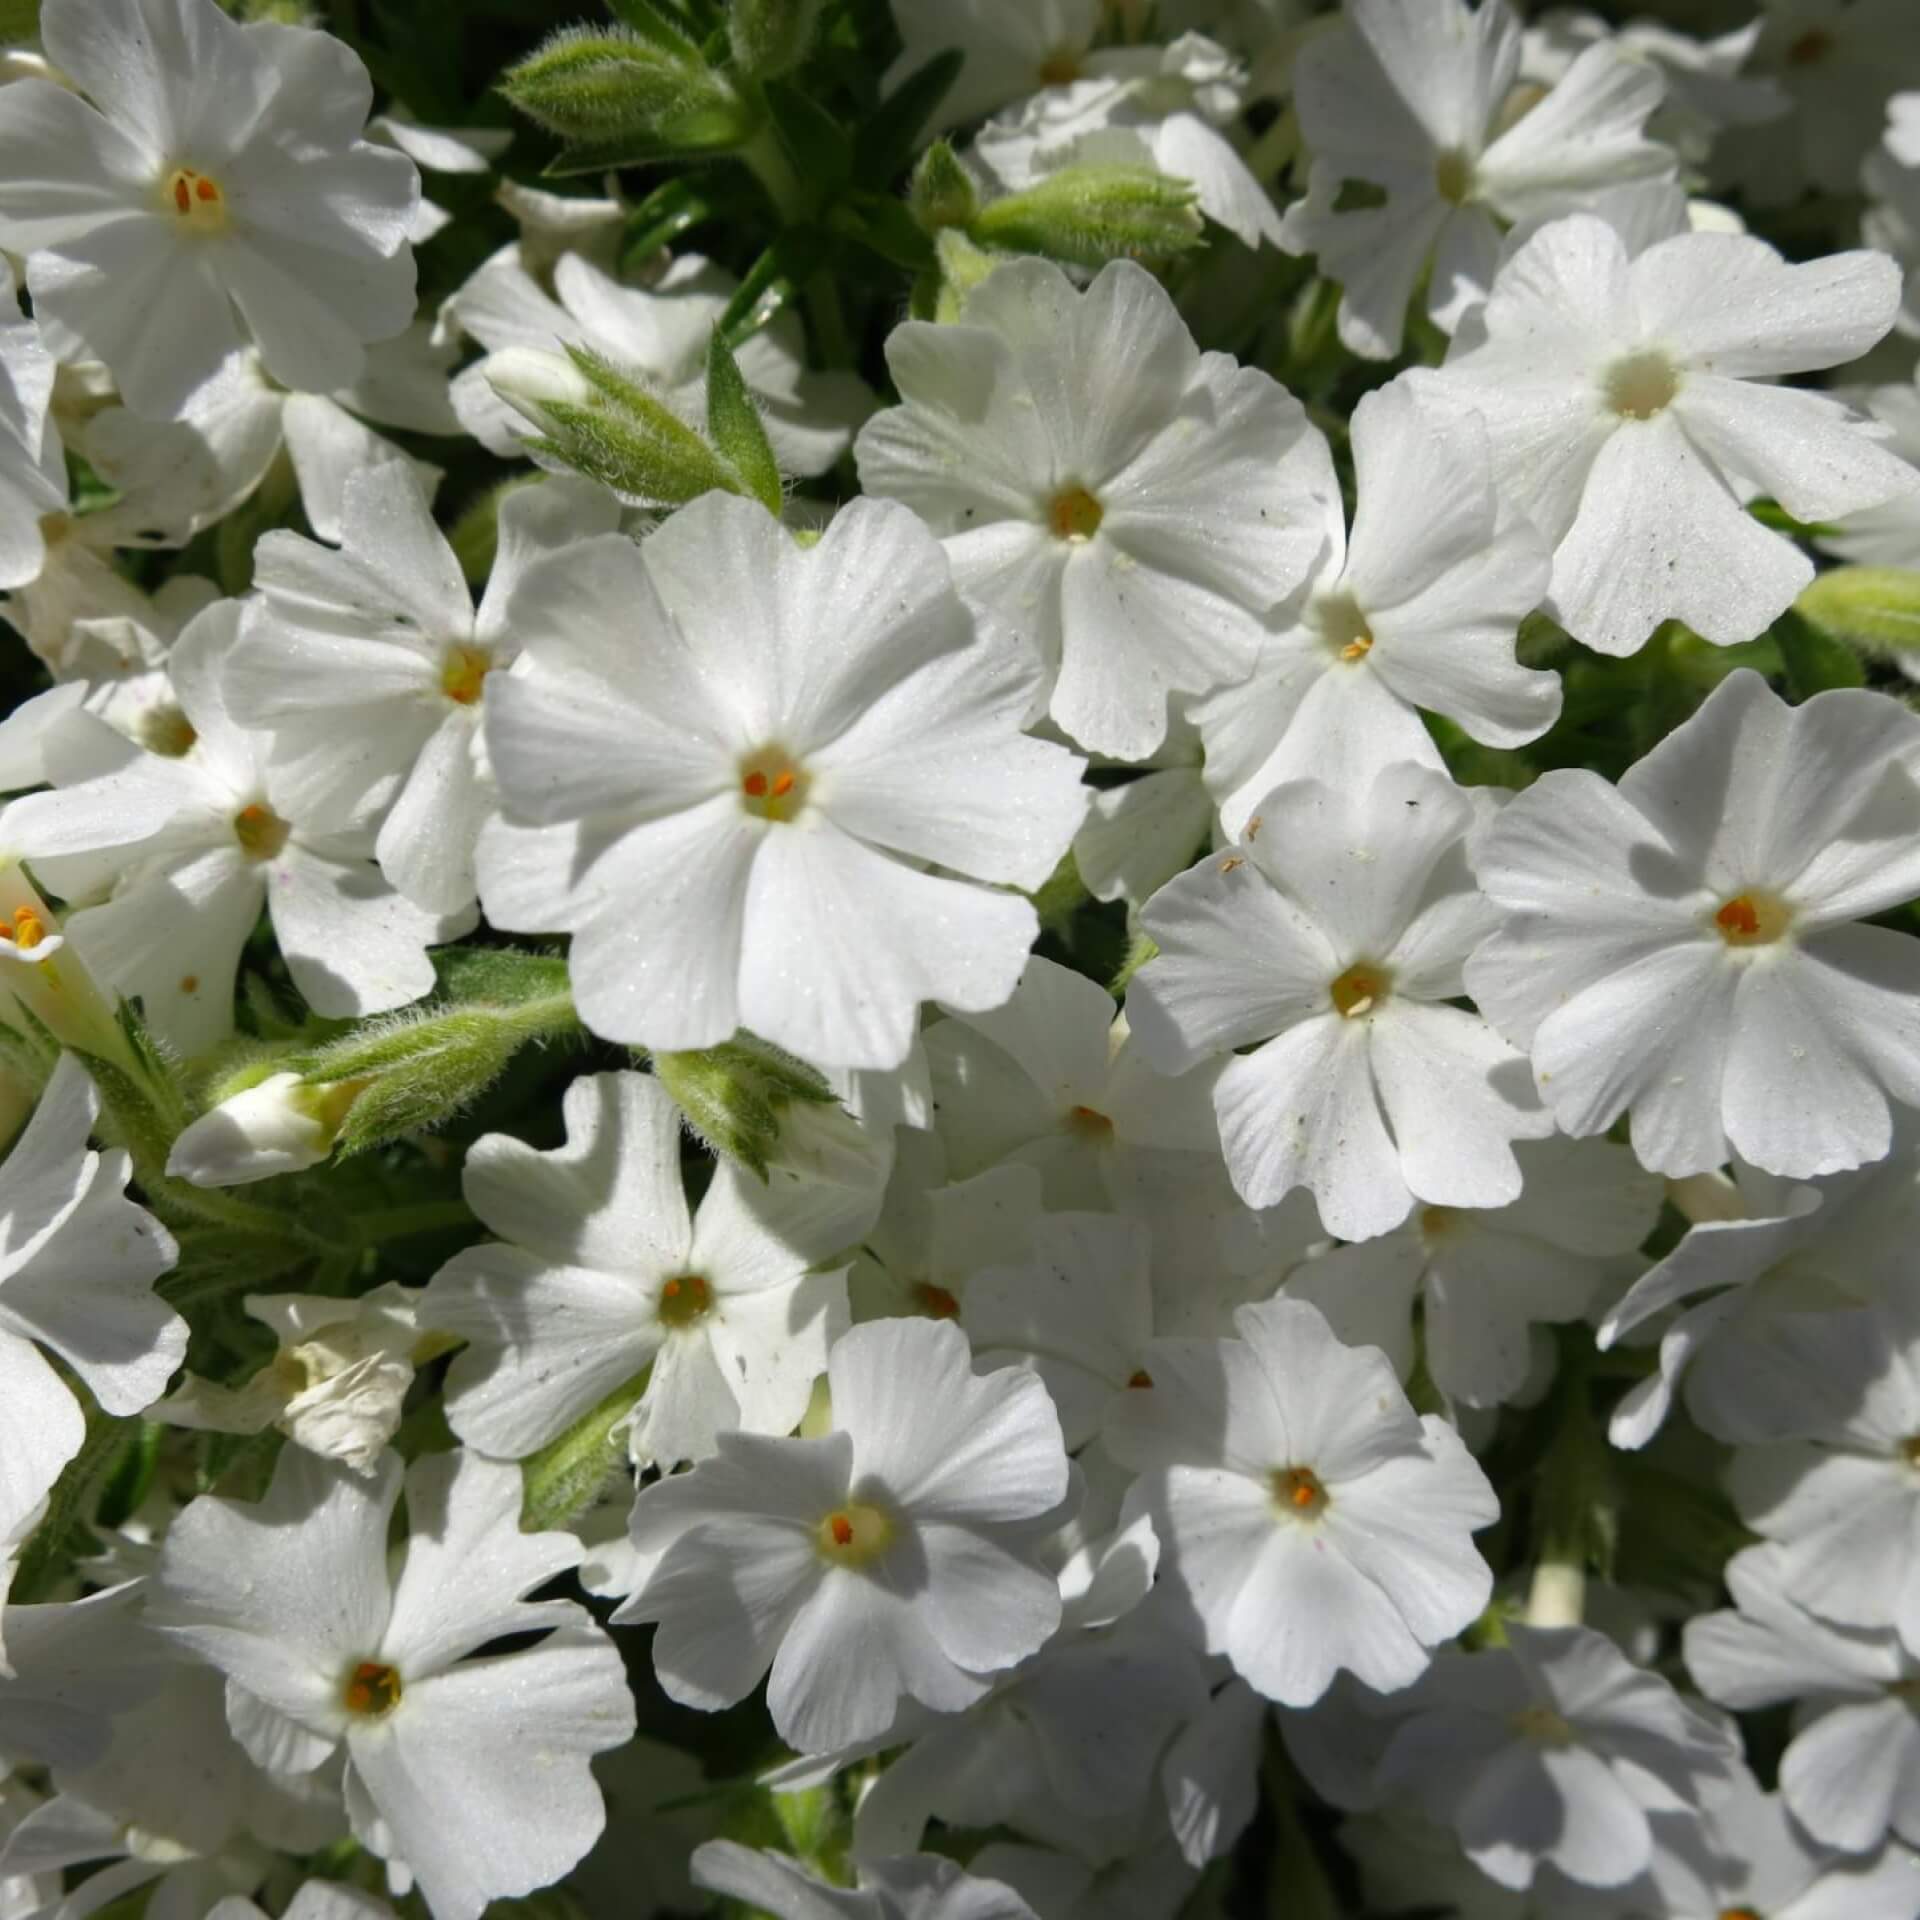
<box><xmin>653</xmin><ymin>1032</ymin><xmax>837</xmax><ymax>1180</ymax></box>
<box><xmin>521</xmin><ymin>1369</ymin><xmax>651</xmax><ymax>1532</ymax></box>
<box><xmin>707</xmin><ymin>329</ymin><xmax>784</xmax><ymax>516</ymax></box>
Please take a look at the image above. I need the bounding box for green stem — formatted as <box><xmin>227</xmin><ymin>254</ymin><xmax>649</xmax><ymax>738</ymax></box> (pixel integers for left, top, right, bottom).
<box><xmin>352</xmin><ymin>1200</ymin><xmax>475</xmax><ymax>1244</ymax></box>
<box><xmin>739</xmin><ymin>119</ymin><xmax>808</xmax><ymax>223</ymax></box>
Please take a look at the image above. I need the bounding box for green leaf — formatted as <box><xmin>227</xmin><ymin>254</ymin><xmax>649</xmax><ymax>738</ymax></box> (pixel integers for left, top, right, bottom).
<box><xmin>829</xmin><ymin>190</ymin><xmax>937</xmax><ymax>274</ymax></box>
<box><xmin>0</xmin><ymin>0</ymin><xmax>39</xmax><ymax>42</ymax></box>
<box><xmin>1773</xmin><ymin>606</ymin><xmax>1868</xmax><ymax>699</ymax></box>
<box><xmin>717</xmin><ymin>243</ymin><xmax>799</xmax><ymax>345</ymax></box>
<box><xmin>854</xmin><ymin>47</ymin><xmax>962</xmax><ymax>182</ymax></box>
<box><xmin>621</xmin><ymin>176</ymin><xmax>719</xmax><ymax>274</ymax></box>
<box><xmin>604</xmin><ymin>0</ymin><xmax>707</xmax><ymax>58</ymax></box>
<box><xmin>761</xmin><ymin>78</ymin><xmax>853</xmax><ymax>199</ymax></box>
<box><xmin>707</xmin><ymin>329</ymin><xmax>784</xmax><ymax>516</ymax></box>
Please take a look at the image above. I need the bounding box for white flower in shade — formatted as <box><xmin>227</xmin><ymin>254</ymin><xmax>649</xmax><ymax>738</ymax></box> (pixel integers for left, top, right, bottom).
<box><xmin>963</xmin><ymin>1212</ymin><xmax>1157</xmax><ymax>1450</ymax></box>
<box><xmin>854</xmin><ymin>258</ymin><xmax>1332</xmax><ymax>761</ymax></box>
<box><xmin>1405</xmin><ymin>217</ymin><xmax>1913</xmax><ymax>656</ymax></box>
<box><xmin>925</xmin><ymin>956</ymin><xmax>1223</xmax><ymax>1213</ymax></box>
<box><xmin>1191</xmin><ymin>380</ymin><xmax>1555</xmax><ymax>836</ymax></box>
<box><xmin>613</xmin><ymin>1317</ymin><xmax>1071</xmax><ymax>1753</ymax></box>
<box><xmin>1723</xmin><ymin>1278</ymin><xmax>1920</xmax><ymax>1654</ymax></box>
<box><xmin>477</xmin><ymin>493</ymin><xmax>1088</xmax><ymax>1071</ymax></box>
<box><xmin>151</xmin><ymin>1283</ymin><xmax>435</xmax><ymax>1473</ymax></box>
<box><xmin>1104</xmin><ymin>1298</ymin><xmax>1499</xmax><ymax>1707</ymax></box>
<box><xmin>423</xmin><ymin>1071</ymin><xmax>849</xmax><ymax>1471</ymax></box>
<box><xmin>370</xmin><ymin>111</ymin><xmax>511</xmax><ymax>247</ymax></box>
<box><xmin>1130</xmin><ymin>764</ymin><xmax>1551</xmax><ymax>1240</ymax></box>
<box><xmin>1071</xmin><ymin>715</ymin><xmax>1212</xmax><ymax>917</ymax></box>
<box><xmin>0</xmin><ymin>1584</ymin><xmax>165</xmax><ymax>1764</ymax></box>
<box><xmin>1376</xmin><ymin>1626</ymin><xmax>1740</xmax><ymax>1891</ymax></box>
<box><xmin>888</xmin><ymin>0</ymin><xmax>1102</xmax><ymax>132</ymax></box>
<box><xmin>1632</xmin><ymin>1762</ymin><xmax>1920</xmax><ymax>1920</ymax></box>
<box><xmin>1279</xmin><ymin>0</ymin><xmax>1676</xmax><ymax>358</ymax></box>
<box><xmin>227</xmin><ymin>468</ymin><xmax>618</xmax><ymax>917</ymax></box>
<box><xmin>148</xmin><ymin>1445</ymin><xmax>635</xmax><ymax>1920</ymax></box>
<box><xmin>1865</xmin><ymin>100</ymin><xmax>1920</xmax><ymax>340</ymax></box>
<box><xmin>0</xmin><ymin>1057</ymin><xmax>183</xmax><ymax>1619</ymax></box>
<box><xmin>443</xmin><ymin>249</ymin><xmax>867</xmax><ymax>481</ymax></box>
<box><xmin>212</xmin><ymin>1889</ymin><xmax>399</xmax><ymax>1920</ymax></box>
<box><xmin>0</xmin><ymin>0</ymin><xmax>419</xmax><ymax>420</ymax></box>
<box><xmin>1597</xmin><ymin>1146</ymin><xmax>1918</xmax><ymax>1449</ymax></box>
<box><xmin>0</xmin><ymin>601</ymin><xmax>468</xmax><ymax>1056</ymax></box>
<box><xmin>166</xmin><ymin>326</ymin><xmax>459</xmax><ymax>547</ymax></box>
<box><xmin>967</xmin><ymin>1833</ymin><xmax>1203</xmax><ymax>1920</ymax></box>
<box><xmin>1521</xmin><ymin>11</ymin><xmax>1788</xmax><ymax>168</ymax></box>
<box><xmin>1685</xmin><ymin>1542</ymin><xmax>1920</xmax><ymax>1855</ymax></box>
<box><xmin>970</xmin><ymin>34</ymin><xmax>1285</xmax><ymax>252</ymax></box>
<box><xmin>849</xmin><ymin>1138</ymin><xmax>1044</xmax><ymax>1324</ymax></box>
<box><xmin>1818</xmin><ymin>382</ymin><xmax>1920</xmax><ymax>577</ymax></box>
<box><xmin>37</xmin><ymin>574</ymin><xmax>219</xmax><ymax>758</ymax></box>
<box><xmin>1286</xmin><ymin>1135</ymin><xmax>1660</xmax><ymax>1411</ymax></box>
<box><xmin>692</xmin><ymin>1843</ymin><xmax>1038</xmax><ymax>1920</ymax></box>
<box><xmin>0</xmin><ymin>262</ymin><xmax>65</xmax><ymax>595</ymax></box>
<box><xmin>1716</xmin><ymin>0</ymin><xmax>1920</xmax><ymax>205</ymax></box>
<box><xmin>1466</xmin><ymin>670</ymin><xmax>1920</xmax><ymax>1180</ymax></box>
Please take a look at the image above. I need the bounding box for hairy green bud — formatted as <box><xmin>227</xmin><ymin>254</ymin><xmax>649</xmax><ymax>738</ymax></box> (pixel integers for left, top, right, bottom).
<box><xmin>728</xmin><ymin>0</ymin><xmax>826</xmax><ymax>80</ymax></box>
<box><xmin>970</xmin><ymin>164</ymin><xmax>1204</xmax><ymax>269</ymax></box>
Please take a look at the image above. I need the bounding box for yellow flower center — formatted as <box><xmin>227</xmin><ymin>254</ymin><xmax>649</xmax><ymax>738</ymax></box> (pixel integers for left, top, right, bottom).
<box><xmin>163</xmin><ymin>166</ymin><xmax>228</xmax><ymax>231</ymax></box>
<box><xmin>1434</xmin><ymin>146</ymin><xmax>1475</xmax><ymax>205</ymax></box>
<box><xmin>138</xmin><ymin>705</ymin><xmax>197</xmax><ymax>757</ymax></box>
<box><xmin>816</xmin><ymin>1501</ymin><xmax>893</xmax><ymax>1566</ymax></box>
<box><xmin>1047</xmin><ymin>485</ymin><xmax>1104</xmax><ymax>542</ymax></box>
<box><xmin>1273</xmin><ymin>1465</ymin><xmax>1328</xmax><ymax>1517</ymax></box>
<box><xmin>232</xmin><ymin>802</ymin><xmax>291</xmax><ymax>861</ymax></box>
<box><xmin>1318</xmin><ymin>590</ymin><xmax>1376</xmax><ymax>663</ymax></box>
<box><xmin>1329</xmin><ymin>962</ymin><xmax>1390</xmax><ymax>1020</ymax></box>
<box><xmin>1511</xmin><ymin>1703</ymin><xmax>1574</xmax><ymax>1746</ymax></box>
<box><xmin>440</xmin><ymin>643</ymin><xmax>493</xmax><ymax>707</ymax></box>
<box><xmin>1065</xmin><ymin>1103</ymin><xmax>1115</xmax><ymax>1140</ymax></box>
<box><xmin>657</xmin><ymin>1274</ymin><xmax>713</xmax><ymax>1329</ymax></box>
<box><xmin>341</xmin><ymin>1659</ymin><xmax>403</xmax><ymax>1718</ymax></box>
<box><xmin>1038</xmin><ymin>48</ymin><xmax>1082</xmax><ymax>86</ymax></box>
<box><xmin>1785</xmin><ymin>28</ymin><xmax>1832</xmax><ymax>65</ymax></box>
<box><xmin>1604</xmin><ymin>350</ymin><xmax>1681</xmax><ymax>421</ymax></box>
<box><xmin>914</xmin><ymin>1281</ymin><xmax>960</xmax><ymax>1320</ymax></box>
<box><xmin>739</xmin><ymin>752</ymin><xmax>809</xmax><ymax>823</ymax></box>
<box><xmin>1712</xmin><ymin>890</ymin><xmax>1793</xmax><ymax>948</ymax></box>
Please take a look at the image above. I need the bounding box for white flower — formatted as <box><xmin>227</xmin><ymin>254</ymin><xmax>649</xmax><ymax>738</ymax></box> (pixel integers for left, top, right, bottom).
<box><xmin>1105</xmin><ymin>1298</ymin><xmax>1498</xmax><ymax>1707</ymax></box>
<box><xmin>888</xmin><ymin>0</ymin><xmax>1102</xmax><ymax>132</ymax></box>
<box><xmin>1191</xmin><ymin>379</ymin><xmax>1555</xmax><ymax>836</ymax></box>
<box><xmin>613</xmin><ymin>1317</ymin><xmax>1071</xmax><ymax>1753</ymax></box>
<box><xmin>0</xmin><ymin>1057</ymin><xmax>182</xmax><ymax>1618</ymax></box>
<box><xmin>970</xmin><ymin>34</ymin><xmax>1285</xmax><ymax>251</ymax></box>
<box><xmin>1405</xmin><ymin>216</ymin><xmax>1913</xmax><ymax>656</ymax></box>
<box><xmin>1598</xmin><ymin>1147</ymin><xmax>1917</xmax><ymax>1449</ymax></box>
<box><xmin>148</xmin><ymin>1445</ymin><xmax>635</xmax><ymax>1920</ymax></box>
<box><xmin>854</xmin><ymin>257</ymin><xmax>1332</xmax><ymax>761</ymax></box>
<box><xmin>1686</xmin><ymin>1542</ymin><xmax>1920</xmax><ymax>1855</ymax></box>
<box><xmin>0</xmin><ymin>1583</ymin><xmax>164</xmax><ymax>1765</ymax></box>
<box><xmin>1466</xmin><ymin>669</ymin><xmax>1920</xmax><ymax>1180</ymax></box>
<box><xmin>443</xmin><ymin>249</ymin><xmax>867</xmax><ymax>482</ymax></box>
<box><xmin>1377</xmin><ymin>1626</ymin><xmax>1740</xmax><ymax>1891</ymax></box>
<box><xmin>151</xmin><ymin>1283</ymin><xmax>433</xmax><ymax>1473</ymax></box>
<box><xmin>0</xmin><ymin>0</ymin><xmax>419</xmax><ymax>419</ymax></box>
<box><xmin>1724</xmin><ymin>1278</ymin><xmax>1920</xmax><ymax>1654</ymax></box>
<box><xmin>1865</xmin><ymin>99</ymin><xmax>1920</xmax><ymax>340</ymax></box>
<box><xmin>477</xmin><ymin>493</ymin><xmax>1088</xmax><ymax>1071</ymax></box>
<box><xmin>423</xmin><ymin>1071</ymin><xmax>849</xmax><ymax>1470</ymax></box>
<box><xmin>692</xmin><ymin>1843</ymin><xmax>1039</xmax><ymax>1920</ymax></box>
<box><xmin>43</xmin><ymin>574</ymin><xmax>219</xmax><ymax>756</ymax></box>
<box><xmin>0</xmin><ymin>601</ymin><xmax>469</xmax><ymax>1056</ymax></box>
<box><xmin>1072</xmin><ymin>716</ymin><xmax>1212</xmax><ymax>916</ymax></box>
<box><xmin>227</xmin><ymin>467</ymin><xmax>618</xmax><ymax>916</ymax></box>
<box><xmin>924</xmin><ymin>955</ymin><xmax>1222</xmax><ymax>1213</ymax></box>
<box><xmin>1279</xmin><ymin>0</ymin><xmax>1676</xmax><ymax>358</ymax></box>
<box><xmin>1130</xmin><ymin>764</ymin><xmax>1551</xmax><ymax>1240</ymax></box>
<box><xmin>0</xmin><ymin>261</ymin><xmax>64</xmax><ymax>595</ymax></box>
<box><xmin>1285</xmin><ymin>1135</ymin><xmax>1660</xmax><ymax>1410</ymax></box>
<box><xmin>1818</xmin><ymin>383</ymin><xmax>1920</xmax><ymax>577</ymax></box>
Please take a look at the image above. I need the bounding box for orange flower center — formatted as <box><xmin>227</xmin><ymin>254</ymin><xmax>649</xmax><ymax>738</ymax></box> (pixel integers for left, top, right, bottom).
<box><xmin>816</xmin><ymin>1501</ymin><xmax>892</xmax><ymax>1565</ymax></box>
<box><xmin>440</xmin><ymin>643</ymin><xmax>493</xmax><ymax>706</ymax></box>
<box><xmin>1273</xmin><ymin>1466</ymin><xmax>1328</xmax><ymax>1517</ymax></box>
<box><xmin>739</xmin><ymin>752</ymin><xmax>809</xmax><ymax>823</ymax></box>
<box><xmin>0</xmin><ymin>905</ymin><xmax>47</xmax><ymax>950</ymax></box>
<box><xmin>1329</xmin><ymin>962</ymin><xmax>1390</xmax><ymax>1020</ymax></box>
<box><xmin>1047</xmin><ymin>485</ymin><xmax>1104</xmax><ymax>542</ymax></box>
<box><xmin>915</xmin><ymin>1282</ymin><xmax>960</xmax><ymax>1320</ymax></box>
<box><xmin>657</xmin><ymin>1274</ymin><xmax>713</xmax><ymax>1328</ymax></box>
<box><xmin>1713</xmin><ymin>890</ymin><xmax>1792</xmax><ymax>947</ymax></box>
<box><xmin>232</xmin><ymin>802</ymin><xmax>291</xmax><ymax>861</ymax></box>
<box><xmin>164</xmin><ymin>166</ymin><xmax>227</xmax><ymax>230</ymax></box>
<box><xmin>342</xmin><ymin>1660</ymin><xmax>402</xmax><ymax>1717</ymax></box>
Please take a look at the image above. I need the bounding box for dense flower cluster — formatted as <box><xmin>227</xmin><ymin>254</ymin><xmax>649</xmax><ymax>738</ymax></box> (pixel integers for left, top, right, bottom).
<box><xmin>2</xmin><ymin>0</ymin><xmax>1920</xmax><ymax>1915</ymax></box>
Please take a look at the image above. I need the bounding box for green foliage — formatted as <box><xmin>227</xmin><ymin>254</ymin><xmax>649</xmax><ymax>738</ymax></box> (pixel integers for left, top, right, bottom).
<box><xmin>652</xmin><ymin>1032</ymin><xmax>839</xmax><ymax>1179</ymax></box>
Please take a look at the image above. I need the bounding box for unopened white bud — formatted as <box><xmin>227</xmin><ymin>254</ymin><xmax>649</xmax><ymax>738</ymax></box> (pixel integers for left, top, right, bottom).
<box><xmin>166</xmin><ymin>1072</ymin><xmax>360</xmax><ymax>1187</ymax></box>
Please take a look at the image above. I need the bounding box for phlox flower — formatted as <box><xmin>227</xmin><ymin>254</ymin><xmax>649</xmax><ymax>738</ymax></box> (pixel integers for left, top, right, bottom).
<box><xmin>1071</xmin><ymin>715</ymin><xmax>1211</xmax><ymax>915</ymax></box>
<box><xmin>1191</xmin><ymin>379</ymin><xmax>1556</xmax><ymax>836</ymax></box>
<box><xmin>1686</xmin><ymin>1543</ymin><xmax>1920</xmax><ymax>1856</ymax></box>
<box><xmin>443</xmin><ymin>248</ymin><xmax>867</xmax><ymax>482</ymax></box>
<box><xmin>0</xmin><ymin>602</ymin><xmax>468</xmax><ymax>1055</ymax></box>
<box><xmin>1286</xmin><ymin>1134</ymin><xmax>1660</xmax><ymax>1411</ymax></box>
<box><xmin>969</xmin><ymin>34</ymin><xmax>1286</xmax><ymax>252</ymax></box>
<box><xmin>613</xmin><ymin>1317</ymin><xmax>1071</xmax><ymax>1754</ymax></box>
<box><xmin>1466</xmin><ymin>669</ymin><xmax>1920</xmax><ymax>1180</ymax></box>
<box><xmin>0</xmin><ymin>1059</ymin><xmax>182</xmax><ymax>1624</ymax></box>
<box><xmin>0</xmin><ymin>0</ymin><xmax>419</xmax><ymax>419</ymax></box>
<box><xmin>889</xmin><ymin>0</ymin><xmax>1102</xmax><ymax>132</ymax></box>
<box><xmin>1377</xmin><ymin>1625</ymin><xmax>1740</xmax><ymax>1891</ymax></box>
<box><xmin>693</xmin><ymin>1843</ymin><xmax>1038</xmax><ymax>1920</ymax></box>
<box><xmin>1130</xmin><ymin>763</ymin><xmax>1550</xmax><ymax>1240</ymax></box>
<box><xmin>423</xmin><ymin>1071</ymin><xmax>849</xmax><ymax>1470</ymax></box>
<box><xmin>149</xmin><ymin>1445</ymin><xmax>635</xmax><ymax>1920</ymax></box>
<box><xmin>1104</xmin><ymin>1298</ymin><xmax>1499</xmax><ymax>1707</ymax></box>
<box><xmin>477</xmin><ymin>492</ymin><xmax>1088</xmax><ymax>1071</ymax></box>
<box><xmin>0</xmin><ymin>1584</ymin><xmax>163</xmax><ymax>1766</ymax></box>
<box><xmin>0</xmin><ymin>262</ymin><xmax>64</xmax><ymax>595</ymax></box>
<box><xmin>854</xmin><ymin>257</ymin><xmax>1331</xmax><ymax>761</ymax></box>
<box><xmin>1280</xmin><ymin>0</ymin><xmax>1676</xmax><ymax>358</ymax></box>
<box><xmin>228</xmin><ymin>466</ymin><xmax>618</xmax><ymax>916</ymax></box>
<box><xmin>1406</xmin><ymin>216</ymin><xmax>1914</xmax><ymax>655</ymax></box>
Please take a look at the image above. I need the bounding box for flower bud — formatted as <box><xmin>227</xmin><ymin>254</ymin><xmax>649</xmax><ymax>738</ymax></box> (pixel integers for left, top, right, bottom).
<box><xmin>728</xmin><ymin>0</ymin><xmax>825</xmax><ymax>80</ymax></box>
<box><xmin>485</xmin><ymin>346</ymin><xmax>597</xmax><ymax>430</ymax></box>
<box><xmin>1795</xmin><ymin>565</ymin><xmax>1920</xmax><ymax>665</ymax></box>
<box><xmin>909</xmin><ymin>139</ymin><xmax>979</xmax><ymax>234</ymax></box>
<box><xmin>166</xmin><ymin>1072</ymin><xmax>364</xmax><ymax>1187</ymax></box>
<box><xmin>970</xmin><ymin>163</ymin><xmax>1204</xmax><ymax>269</ymax></box>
